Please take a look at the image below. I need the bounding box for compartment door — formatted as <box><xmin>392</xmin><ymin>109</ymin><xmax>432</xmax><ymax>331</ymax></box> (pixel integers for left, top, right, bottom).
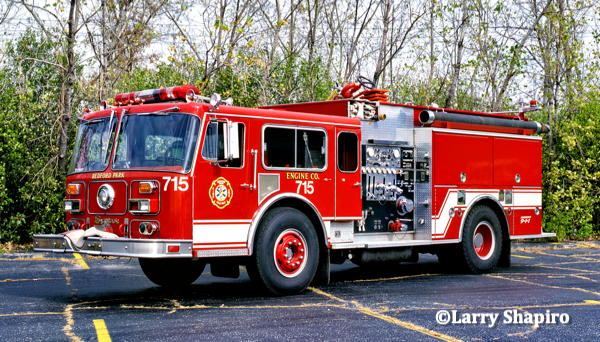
<box><xmin>335</xmin><ymin>129</ymin><xmax>362</xmax><ymax>220</ymax></box>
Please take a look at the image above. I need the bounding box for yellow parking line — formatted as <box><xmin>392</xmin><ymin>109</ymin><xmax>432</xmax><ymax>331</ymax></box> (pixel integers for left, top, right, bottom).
<box><xmin>93</xmin><ymin>319</ymin><xmax>112</xmax><ymax>342</ymax></box>
<box><xmin>513</xmin><ymin>255</ymin><xmax>534</xmax><ymax>259</ymax></box>
<box><xmin>73</xmin><ymin>253</ymin><xmax>89</xmax><ymax>269</ymax></box>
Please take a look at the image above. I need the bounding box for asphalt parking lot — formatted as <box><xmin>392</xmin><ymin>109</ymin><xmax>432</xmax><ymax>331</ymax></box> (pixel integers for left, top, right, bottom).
<box><xmin>1</xmin><ymin>241</ymin><xmax>599</xmax><ymax>341</ymax></box>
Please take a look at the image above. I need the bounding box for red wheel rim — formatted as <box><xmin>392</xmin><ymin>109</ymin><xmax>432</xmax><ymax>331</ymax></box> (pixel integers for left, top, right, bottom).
<box><xmin>273</xmin><ymin>229</ymin><xmax>307</xmax><ymax>278</ymax></box>
<box><xmin>473</xmin><ymin>222</ymin><xmax>495</xmax><ymax>260</ymax></box>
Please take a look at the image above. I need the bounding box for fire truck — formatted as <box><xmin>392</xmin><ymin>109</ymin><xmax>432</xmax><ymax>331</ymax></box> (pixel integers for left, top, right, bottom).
<box><xmin>33</xmin><ymin>77</ymin><xmax>554</xmax><ymax>295</ymax></box>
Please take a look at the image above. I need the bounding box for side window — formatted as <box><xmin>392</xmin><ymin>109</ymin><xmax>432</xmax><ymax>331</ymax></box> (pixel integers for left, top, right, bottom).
<box><xmin>79</xmin><ymin>119</ymin><xmax>117</xmax><ymax>168</ymax></box>
<box><xmin>297</xmin><ymin>129</ymin><xmax>326</xmax><ymax>169</ymax></box>
<box><xmin>263</xmin><ymin>126</ymin><xmax>326</xmax><ymax>170</ymax></box>
<box><xmin>263</xmin><ymin>127</ymin><xmax>295</xmax><ymax>168</ymax></box>
<box><xmin>338</xmin><ymin>132</ymin><xmax>358</xmax><ymax>172</ymax></box>
<box><xmin>220</xmin><ymin>124</ymin><xmax>245</xmax><ymax>168</ymax></box>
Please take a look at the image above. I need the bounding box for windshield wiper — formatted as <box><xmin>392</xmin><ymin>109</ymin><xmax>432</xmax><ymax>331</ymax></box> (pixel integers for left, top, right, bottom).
<box><xmin>137</xmin><ymin>106</ymin><xmax>180</xmax><ymax>116</ymax></box>
<box><xmin>79</xmin><ymin>118</ymin><xmax>104</xmax><ymax>124</ymax></box>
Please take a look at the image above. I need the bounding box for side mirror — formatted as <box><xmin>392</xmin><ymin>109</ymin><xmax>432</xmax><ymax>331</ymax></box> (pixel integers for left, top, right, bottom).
<box><xmin>203</xmin><ymin>120</ymin><xmax>241</xmax><ymax>164</ymax></box>
<box><xmin>203</xmin><ymin>120</ymin><xmax>228</xmax><ymax>163</ymax></box>
<box><xmin>218</xmin><ymin>121</ymin><xmax>229</xmax><ymax>163</ymax></box>
<box><xmin>228</xmin><ymin>122</ymin><xmax>240</xmax><ymax>160</ymax></box>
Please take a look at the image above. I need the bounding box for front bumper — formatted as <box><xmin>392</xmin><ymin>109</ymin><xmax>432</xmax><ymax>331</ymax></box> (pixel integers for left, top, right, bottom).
<box><xmin>33</xmin><ymin>234</ymin><xmax>193</xmax><ymax>258</ymax></box>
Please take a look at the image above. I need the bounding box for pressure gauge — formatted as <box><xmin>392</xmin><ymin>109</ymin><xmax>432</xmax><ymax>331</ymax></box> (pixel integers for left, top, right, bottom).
<box><xmin>393</xmin><ymin>149</ymin><xmax>400</xmax><ymax>158</ymax></box>
<box><xmin>367</xmin><ymin>147</ymin><xmax>375</xmax><ymax>157</ymax></box>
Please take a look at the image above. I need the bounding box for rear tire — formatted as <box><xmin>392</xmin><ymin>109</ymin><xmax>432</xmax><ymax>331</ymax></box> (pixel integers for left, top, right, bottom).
<box><xmin>139</xmin><ymin>258</ymin><xmax>206</xmax><ymax>286</ymax></box>
<box><xmin>461</xmin><ymin>205</ymin><xmax>502</xmax><ymax>273</ymax></box>
<box><xmin>248</xmin><ymin>208</ymin><xmax>319</xmax><ymax>295</ymax></box>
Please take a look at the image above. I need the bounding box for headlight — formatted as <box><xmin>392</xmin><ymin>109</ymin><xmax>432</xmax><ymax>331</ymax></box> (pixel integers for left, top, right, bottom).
<box><xmin>64</xmin><ymin>200</ymin><xmax>81</xmax><ymax>212</ymax></box>
<box><xmin>139</xmin><ymin>200</ymin><xmax>150</xmax><ymax>212</ymax></box>
<box><xmin>97</xmin><ymin>184</ymin><xmax>115</xmax><ymax>210</ymax></box>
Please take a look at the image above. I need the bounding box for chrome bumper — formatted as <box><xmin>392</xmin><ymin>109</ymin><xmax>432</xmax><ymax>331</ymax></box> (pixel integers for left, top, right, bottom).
<box><xmin>33</xmin><ymin>234</ymin><xmax>193</xmax><ymax>258</ymax></box>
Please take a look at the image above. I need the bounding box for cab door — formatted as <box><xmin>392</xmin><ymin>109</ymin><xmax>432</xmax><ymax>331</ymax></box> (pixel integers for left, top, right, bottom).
<box><xmin>335</xmin><ymin>129</ymin><xmax>362</xmax><ymax>220</ymax></box>
<box><xmin>192</xmin><ymin>116</ymin><xmax>256</xmax><ymax>254</ymax></box>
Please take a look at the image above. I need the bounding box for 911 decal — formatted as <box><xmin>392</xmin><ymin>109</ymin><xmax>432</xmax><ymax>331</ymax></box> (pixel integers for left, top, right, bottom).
<box><xmin>209</xmin><ymin>177</ymin><xmax>234</xmax><ymax>209</ymax></box>
<box><xmin>520</xmin><ymin>216</ymin><xmax>531</xmax><ymax>224</ymax></box>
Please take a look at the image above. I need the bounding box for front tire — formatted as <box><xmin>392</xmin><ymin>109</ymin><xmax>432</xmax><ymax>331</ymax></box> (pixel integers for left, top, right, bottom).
<box><xmin>248</xmin><ymin>208</ymin><xmax>319</xmax><ymax>295</ymax></box>
<box><xmin>139</xmin><ymin>258</ymin><xmax>206</xmax><ymax>286</ymax></box>
<box><xmin>461</xmin><ymin>205</ymin><xmax>502</xmax><ymax>273</ymax></box>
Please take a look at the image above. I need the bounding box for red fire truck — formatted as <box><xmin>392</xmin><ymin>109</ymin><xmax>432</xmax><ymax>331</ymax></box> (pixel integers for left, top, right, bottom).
<box><xmin>33</xmin><ymin>78</ymin><xmax>554</xmax><ymax>295</ymax></box>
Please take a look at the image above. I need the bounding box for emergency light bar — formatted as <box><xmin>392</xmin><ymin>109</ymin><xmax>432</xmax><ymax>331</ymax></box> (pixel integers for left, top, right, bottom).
<box><xmin>114</xmin><ymin>85</ymin><xmax>200</xmax><ymax>106</ymax></box>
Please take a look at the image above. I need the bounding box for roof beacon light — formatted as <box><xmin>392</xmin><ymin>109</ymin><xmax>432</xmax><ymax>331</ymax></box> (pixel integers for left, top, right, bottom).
<box><xmin>114</xmin><ymin>85</ymin><xmax>200</xmax><ymax>106</ymax></box>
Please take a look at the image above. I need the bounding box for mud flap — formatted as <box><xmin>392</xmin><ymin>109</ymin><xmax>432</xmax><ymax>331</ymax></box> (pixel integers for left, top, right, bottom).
<box><xmin>211</xmin><ymin>261</ymin><xmax>241</xmax><ymax>278</ymax></box>
<box><xmin>497</xmin><ymin>229</ymin><xmax>511</xmax><ymax>268</ymax></box>
<box><xmin>311</xmin><ymin>248</ymin><xmax>330</xmax><ymax>286</ymax></box>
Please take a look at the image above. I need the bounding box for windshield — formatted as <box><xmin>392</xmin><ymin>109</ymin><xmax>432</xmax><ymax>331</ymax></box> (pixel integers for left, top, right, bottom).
<box><xmin>112</xmin><ymin>113</ymin><xmax>200</xmax><ymax>173</ymax></box>
<box><xmin>69</xmin><ymin>116</ymin><xmax>118</xmax><ymax>174</ymax></box>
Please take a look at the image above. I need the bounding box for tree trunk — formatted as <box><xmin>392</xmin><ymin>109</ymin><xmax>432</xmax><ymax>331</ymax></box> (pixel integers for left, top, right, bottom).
<box><xmin>57</xmin><ymin>0</ymin><xmax>80</xmax><ymax>174</ymax></box>
<box><xmin>307</xmin><ymin>0</ymin><xmax>321</xmax><ymax>101</ymax></box>
<box><xmin>492</xmin><ymin>0</ymin><xmax>553</xmax><ymax>111</ymax></box>
<box><xmin>373</xmin><ymin>0</ymin><xmax>391</xmax><ymax>85</ymax></box>
<box><xmin>426</xmin><ymin>0</ymin><xmax>435</xmax><ymax>104</ymax></box>
<box><xmin>444</xmin><ymin>0</ymin><xmax>468</xmax><ymax>108</ymax></box>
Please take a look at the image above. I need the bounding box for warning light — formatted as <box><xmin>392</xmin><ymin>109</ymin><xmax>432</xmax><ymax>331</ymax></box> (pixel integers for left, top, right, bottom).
<box><xmin>114</xmin><ymin>85</ymin><xmax>200</xmax><ymax>106</ymax></box>
<box><xmin>139</xmin><ymin>181</ymin><xmax>158</xmax><ymax>194</ymax></box>
<box><xmin>67</xmin><ymin>184</ymin><xmax>80</xmax><ymax>195</ymax></box>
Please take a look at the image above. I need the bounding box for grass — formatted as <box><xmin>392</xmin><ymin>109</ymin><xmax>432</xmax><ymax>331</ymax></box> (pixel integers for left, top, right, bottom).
<box><xmin>0</xmin><ymin>242</ymin><xmax>34</xmax><ymax>254</ymax></box>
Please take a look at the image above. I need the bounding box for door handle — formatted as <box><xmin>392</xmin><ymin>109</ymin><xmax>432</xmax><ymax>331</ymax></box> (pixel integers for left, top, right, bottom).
<box><xmin>251</xmin><ymin>149</ymin><xmax>257</xmax><ymax>191</ymax></box>
<box><xmin>352</xmin><ymin>182</ymin><xmax>361</xmax><ymax>187</ymax></box>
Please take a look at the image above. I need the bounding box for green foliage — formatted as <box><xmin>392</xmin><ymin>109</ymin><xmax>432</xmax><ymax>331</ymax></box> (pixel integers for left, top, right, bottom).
<box><xmin>0</xmin><ymin>29</ymin><xmax>73</xmax><ymax>242</ymax></box>
<box><xmin>537</xmin><ymin>94</ymin><xmax>600</xmax><ymax>240</ymax></box>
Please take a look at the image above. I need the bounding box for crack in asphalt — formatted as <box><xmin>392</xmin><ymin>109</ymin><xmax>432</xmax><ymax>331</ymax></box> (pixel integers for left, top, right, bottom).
<box><xmin>341</xmin><ymin>273</ymin><xmax>442</xmax><ymax>283</ymax></box>
<box><xmin>0</xmin><ymin>256</ymin><xmax>76</xmax><ymax>264</ymax></box>
<box><xmin>61</xmin><ymin>265</ymin><xmax>84</xmax><ymax>342</ymax></box>
<box><xmin>484</xmin><ymin>274</ymin><xmax>600</xmax><ymax>297</ymax></box>
<box><xmin>506</xmin><ymin>308</ymin><xmax>537</xmax><ymax>337</ymax></box>
<box><xmin>0</xmin><ymin>278</ymin><xmax>61</xmax><ymax>283</ymax></box>
<box><xmin>308</xmin><ymin>287</ymin><xmax>463</xmax><ymax>342</ymax></box>
<box><xmin>377</xmin><ymin>300</ymin><xmax>600</xmax><ymax>313</ymax></box>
